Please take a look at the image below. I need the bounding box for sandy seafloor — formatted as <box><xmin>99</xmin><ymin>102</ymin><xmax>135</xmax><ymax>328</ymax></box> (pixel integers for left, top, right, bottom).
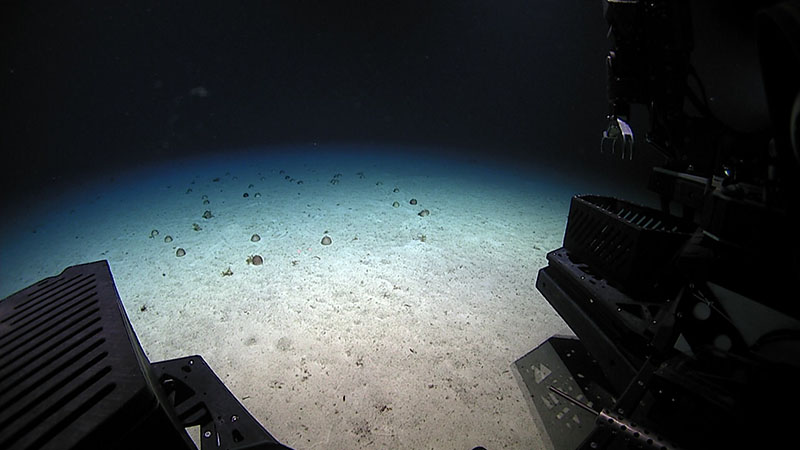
<box><xmin>0</xmin><ymin>146</ymin><xmax>640</xmax><ymax>449</ymax></box>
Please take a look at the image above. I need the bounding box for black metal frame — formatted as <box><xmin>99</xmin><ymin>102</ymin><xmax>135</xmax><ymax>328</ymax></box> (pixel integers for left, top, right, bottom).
<box><xmin>530</xmin><ymin>189</ymin><xmax>799</xmax><ymax>449</ymax></box>
<box><xmin>0</xmin><ymin>260</ymin><xmax>291</xmax><ymax>450</ymax></box>
<box><xmin>154</xmin><ymin>355</ymin><xmax>289</xmax><ymax>450</ymax></box>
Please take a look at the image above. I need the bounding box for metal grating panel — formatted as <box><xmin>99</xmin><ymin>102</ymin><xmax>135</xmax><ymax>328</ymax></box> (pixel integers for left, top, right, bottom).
<box><xmin>513</xmin><ymin>336</ymin><xmax>616</xmax><ymax>450</ymax></box>
<box><xmin>563</xmin><ymin>195</ymin><xmax>694</xmax><ymax>293</ymax></box>
<box><xmin>0</xmin><ymin>261</ymin><xmax>156</xmax><ymax>450</ymax></box>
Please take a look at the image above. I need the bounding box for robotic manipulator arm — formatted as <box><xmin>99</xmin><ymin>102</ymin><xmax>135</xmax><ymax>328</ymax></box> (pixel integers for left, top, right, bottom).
<box><xmin>602</xmin><ymin>0</ymin><xmax>694</xmax><ymax>162</ymax></box>
<box><xmin>527</xmin><ymin>3</ymin><xmax>800</xmax><ymax>448</ymax></box>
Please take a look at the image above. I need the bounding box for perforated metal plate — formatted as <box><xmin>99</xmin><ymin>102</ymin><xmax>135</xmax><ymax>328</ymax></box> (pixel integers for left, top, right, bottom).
<box><xmin>513</xmin><ymin>336</ymin><xmax>616</xmax><ymax>450</ymax></box>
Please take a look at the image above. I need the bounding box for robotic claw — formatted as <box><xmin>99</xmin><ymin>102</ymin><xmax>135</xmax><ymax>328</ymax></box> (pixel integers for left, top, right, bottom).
<box><xmin>601</xmin><ymin>116</ymin><xmax>635</xmax><ymax>160</ymax></box>
<box><xmin>601</xmin><ymin>0</ymin><xmax>693</xmax><ymax>164</ymax></box>
<box><xmin>516</xmin><ymin>1</ymin><xmax>800</xmax><ymax>449</ymax></box>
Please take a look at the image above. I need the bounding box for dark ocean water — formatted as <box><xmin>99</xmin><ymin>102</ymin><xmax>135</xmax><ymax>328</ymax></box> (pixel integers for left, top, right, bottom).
<box><xmin>2</xmin><ymin>0</ymin><xmax>658</xmax><ymax>202</ymax></box>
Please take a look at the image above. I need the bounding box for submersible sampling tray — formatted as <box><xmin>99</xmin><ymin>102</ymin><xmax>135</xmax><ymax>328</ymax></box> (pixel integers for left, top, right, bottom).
<box><xmin>562</xmin><ymin>195</ymin><xmax>695</xmax><ymax>293</ymax></box>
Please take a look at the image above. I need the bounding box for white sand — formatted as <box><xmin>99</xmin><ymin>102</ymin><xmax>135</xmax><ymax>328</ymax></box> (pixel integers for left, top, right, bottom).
<box><xmin>0</xmin><ymin>146</ymin><xmax>627</xmax><ymax>449</ymax></box>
